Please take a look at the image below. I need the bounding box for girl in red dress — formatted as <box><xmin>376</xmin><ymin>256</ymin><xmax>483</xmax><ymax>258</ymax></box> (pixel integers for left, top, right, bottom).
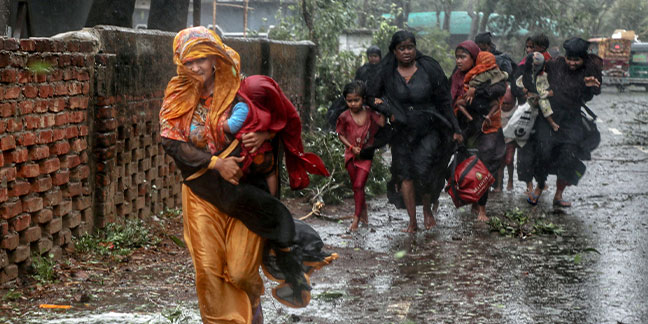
<box><xmin>336</xmin><ymin>81</ymin><xmax>385</xmax><ymax>232</ymax></box>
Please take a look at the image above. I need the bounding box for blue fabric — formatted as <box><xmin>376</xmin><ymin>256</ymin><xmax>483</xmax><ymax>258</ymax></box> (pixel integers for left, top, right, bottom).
<box><xmin>227</xmin><ymin>102</ymin><xmax>249</xmax><ymax>134</ymax></box>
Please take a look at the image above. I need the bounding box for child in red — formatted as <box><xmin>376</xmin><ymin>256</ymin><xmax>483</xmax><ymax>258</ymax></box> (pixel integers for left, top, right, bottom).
<box><xmin>336</xmin><ymin>81</ymin><xmax>385</xmax><ymax>232</ymax></box>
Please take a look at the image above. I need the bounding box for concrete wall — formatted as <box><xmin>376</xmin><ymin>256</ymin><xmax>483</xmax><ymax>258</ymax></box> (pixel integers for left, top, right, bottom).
<box><xmin>0</xmin><ymin>26</ymin><xmax>315</xmax><ymax>284</ymax></box>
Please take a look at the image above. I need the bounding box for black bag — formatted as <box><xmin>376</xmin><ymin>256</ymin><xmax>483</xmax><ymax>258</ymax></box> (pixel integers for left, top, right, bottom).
<box><xmin>579</xmin><ymin>103</ymin><xmax>600</xmax><ymax>160</ymax></box>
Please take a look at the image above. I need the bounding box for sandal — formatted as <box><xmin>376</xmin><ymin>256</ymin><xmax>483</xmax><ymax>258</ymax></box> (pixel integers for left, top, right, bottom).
<box><xmin>527</xmin><ymin>192</ymin><xmax>541</xmax><ymax>206</ymax></box>
<box><xmin>553</xmin><ymin>199</ymin><xmax>572</xmax><ymax>208</ymax></box>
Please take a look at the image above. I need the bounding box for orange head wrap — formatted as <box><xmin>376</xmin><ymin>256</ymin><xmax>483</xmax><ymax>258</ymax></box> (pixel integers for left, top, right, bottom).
<box><xmin>159</xmin><ymin>26</ymin><xmax>241</xmax><ymax>146</ymax></box>
<box><xmin>463</xmin><ymin>51</ymin><xmax>498</xmax><ymax>86</ymax></box>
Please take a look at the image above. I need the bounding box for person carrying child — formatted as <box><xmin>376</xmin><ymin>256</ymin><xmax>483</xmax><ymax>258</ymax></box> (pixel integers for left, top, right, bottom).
<box><xmin>456</xmin><ymin>51</ymin><xmax>508</xmax><ymax>139</ymax></box>
<box><xmin>517</xmin><ymin>52</ymin><xmax>560</xmax><ymax>132</ymax></box>
<box><xmin>336</xmin><ymin>81</ymin><xmax>386</xmax><ymax>232</ymax></box>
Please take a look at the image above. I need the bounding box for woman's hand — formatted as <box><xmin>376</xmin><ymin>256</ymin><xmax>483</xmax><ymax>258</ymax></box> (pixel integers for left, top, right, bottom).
<box><xmin>352</xmin><ymin>146</ymin><xmax>361</xmax><ymax>156</ymax></box>
<box><xmin>374</xmin><ymin>98</ymin><xmax>384</xmax><ymax>105</ymax></box>
<box><xmin>453</xmin><ymin>133</ymin><xmax>464</xmax><ymax>144</ymax></box>
<box><xmin>242</xmin><ymin>131</ymin><xmax>270</xmax><ymax>153</ymax></box>
<box><xmin>584</xmin><ymin>76</ymin><xmax>601</xmax><ymax>88</ymax></box>
<box><xmin>483</xmin><ymin>115</ymin><xmax>492</xmax><ymax>127</ymax></box>
<box><xmin>211</xmin><ymin>156</ymin><xmax>244</xmax><ymax>185</ymax></box>
<box><xmin>464</xmin><ymin>87</ymin><xmax>476</xmax><ymax>105</ymax></box>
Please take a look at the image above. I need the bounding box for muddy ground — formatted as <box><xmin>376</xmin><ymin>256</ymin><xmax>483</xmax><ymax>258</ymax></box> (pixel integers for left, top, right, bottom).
<box><xmin>1</xmin><ymin>89</ymin><xmax>647</xmax><ymax>324</ymax></box>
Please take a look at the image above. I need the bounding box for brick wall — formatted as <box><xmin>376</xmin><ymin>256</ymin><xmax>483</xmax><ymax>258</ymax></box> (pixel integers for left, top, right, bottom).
<box><xmin>0</xmin><ymin>26</ymin><xmax>316</xmax><ymax>284</ymax></box>
<box><xmin>0</xmin><ymin>37</ymin><xmax>96</xmax><ymax>283</ymax></box>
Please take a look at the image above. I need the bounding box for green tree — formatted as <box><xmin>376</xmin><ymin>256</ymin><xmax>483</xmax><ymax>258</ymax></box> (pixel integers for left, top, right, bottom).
<box><xmin>610</xmin><ymin>0</ymin><xmax>648</xmax><ymax>40</ymax></box>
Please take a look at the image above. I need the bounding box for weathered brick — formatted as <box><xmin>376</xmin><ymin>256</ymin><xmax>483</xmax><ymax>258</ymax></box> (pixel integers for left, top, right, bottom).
<box><xmin>1</xmin><ymin>198</ymin><xmax>21</xmax><ymax>220</ymax></box>
<box><xmin>0</xmin><ymin>233</ymin><xmax>19</xmax><ymax>250</ymax></box>
<box><xmin>19</xmin><ymin>226</ymin><xmax>41</xmax><ymax>244</ymax></box>
<box><xmin>38</xmin><ymin>84</ymin><xmax>53</xmax><ymax>98</ymax></box>
<box><xmin>29</xmin><ymin>145</ymin><xmax>49</xmax><ymax>160</ymax></box>
<box><xmin>19</xmin><ymin>39</ymin><xmax>36</xmax><ymax>51</ymax></box>
<box><xmin>49</xmin><ymin>98</ymin><xmax>66</xmax><ymax>112</ymax></box>
<box><xmin>69</xmin><ymin>96</ymin><xmax>89</xmax><ymax>109</ymax></box>
<box><xmin>96</xmin><ymin>132</ymin><xmax>117</xmax><ymax>147</ymax></box>
<box><xmin>33</xmin><ymin>238</ymin><xmax>52</xmax><ymax>255</ymax></box>
<box><xmin>18</xmin><ymin>163</ymin><xmax>40</xmax><ymax>178</ymax></box>
<box><xmin>33</xmin><ymin>208</ymin><xmax>53</xmax><ymax>224</ymax></box>
<box><xmin>34</xmin><ymin>100</ymin><xmax>48</xmax><ymax>113</ymax></box>
<box><xmin>42</xmin><ymin>188</ymin><xmax>62</xmax><ymax>207</ymax></box>
<box><xmin>21</xmin><ymin>196</ymin><xmax>43</xmax><ymax>213</ymax></box>
<box><xmin>3</xmin><ymin>87</ymin><xmax>20</xmax><ymax>100</ymax></box>
<box><xmin>63</xmin><ymin>211</ymin><xmax>81</xmax><ymax>228</ymax></box>
<box><xmin>70</xmin><ymin>138</ymin><xmax>87</xmax><ymax>152</ymax></box>
<box><xmin>62</xmin><ymin>181</ymin><xmax>81</xmax><ymax>198</ymax></box>
<box><xmin>8</xmin><ymin>213</ymin><xmax>30</xmax><ymax>232</ymax></box>
<box><xmin>18</xmin><ymin>100</ymin><xmax>34</xmax><ymax>115</ymax></box>
<box><xmin>23</xmin><ymin>115</ymin><xmax>41</xmax><ymax>129</ymax></box>
<box><xmin>0</xmin><ymin>119</ymin><xmax>6</xmax><ymax>134</ymax></box>
<box><xmin>69</xmin><ymin>111</ymin><xmax>85</xmax><ymax>123</ymax></box>
<box><xmin>51</xmin><ymin>169</ymin><xmax>69</xmax><ymax>186</ymax></box>
<box><xmin>76</xmin><ymin>71</ymin><xmax>89</xmax><ymax>81</ymax></box>
<box><xmin>54</xmin><ymin>112</ymin><xmax>68</xmax><ymax>126</ymax></box>
<box><xmin>0</xmin><ymin>187</ymin><xmax>7</xmax><ymax>203</ymax></box>
<box><xmin>23</xmin><ymin>85</ymin><xmax>38</xmax><ymax>98</ymax></box>
<box><xmin>0</xmin><ymin>135</ymin><xmax>16</xmax><ymax>151</ymax></box>
<box><xmin>96</xmin><ymin>106</ymin><xmax>116</xmax><ymax>118</ymax></box>
<box><xmin>17</xmin><ymin>70</ymin><xmax>33</xmax><ymax>83</ymax></box>
<box><xmin>0</xmin><ymin>250</ymin><xmax>6</xmax><ymax>269</ymax></box>
<box><xmin>46</xmin><ymin>216</ymin><xmax>62</xmax><ymax>234</ymax></box>
<box><xmin>3</xmin><ymin>38</ymin><xmax>20</xmax><ymax>51</ymax></box>
<box><xmin>49</xmin><ymin>141</ymin><xmax>70</xmax><ymax>156</ymax></box>
<box><xmin>0</xmin><ymin>52</ymin><xmax>9</xmax><ymax>67</ymax></box>
<box><xmin>61</xmin><ymin>155</ymin><xmax>80</xmax><ymax>170</ymax></box>
<box><xmin>39</xmin><ymin>157</ymin><xmax>60</xmax><ymax>174</ymax></box>
<box><xmin>54</xmin><ymin>82</ymin><xmax>67</xmax><ymax>96</ymax></box>
<box><xmin>8</xmin><ymin>180</ymin><xmax>30</xmax><ymax>197</ymax></box>
<box><xmin>6</xmin><ymin>119</ymin><xmax>23</xmax><ymax>132</ymax></box>
<box><xmin>0</xmin><ymin>167</ymin><xmax>17</xmax><ymax>182</ymax></box>
<box><xmin>1</xmin><ymin>69</ymin><xmax>17</xmax><ymax>83</ymax></box>
<box><xmin>42</xmin><ymin>114</ymin><xmax>56</xmax><ymax>128</ymax></box>
<box><xmin>8</xmin><ymin>147</ymin><xmax>28</xmax><ymax>164</ymax></box>
<box><xmin>72</xmin><ymin>196</ymin><xmax>91</xmax><ymax>211</ymax></box>
<box><xmin>35</xmin><ymin>129</ymin><xmax>53</xmax><ymax>144</ymax></box>
<box><xmin>67</xmin><ymin>82</ymin><xmax>82</xmax><ymax>95</ymax></box>
<box><xmin>0</xmin><ymin>264</ymin><xmax>19</xmax><ymax>283</ymax></box>
<box><xmin>52</xmin><ymin>129</ymin><xmax>66</xmax><ymax>142</ymax></box>
<box><xmin>32</xmin><ymin>38</ymin><xmax>52</xmax><ymax>52</ymax></box>
<box><xmin>69</xmin><ymin>165</ymin><xmax>89</xmax><ymax>181</ymax></box>
<box><xmin>9</xmin><ymin>245</ymin><xmax>29</xmax><ymax>263</ymax></box>
<box><xmin>54</xmin><ymin>200</ymin><xmax>72</xmax><ymax>219</ymax></box>
<box><xmin>65</xmin><ymin>126</ymin><xmax>79</xmax><ymax>139</ymax></box>
<box><xmin>96</xmin><ymin>118</ymin><xmax>118</xmax><ymax>132</ymax></box>
<box><xmin>31</xmin><ymin>175</ymin><xmax>52</xmax><ymax>193</ymax></box>
<box><xmin>78</xmin><ymin>125</ymin><xmax>88</xmax><ymax>136</ymax></box>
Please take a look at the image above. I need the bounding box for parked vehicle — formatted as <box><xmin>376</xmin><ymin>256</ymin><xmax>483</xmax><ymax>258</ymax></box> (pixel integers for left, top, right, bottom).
<box><xmin>590</xmin><ymin>30</ymin><xmax>648</xmax><ymax>92</ymax></box>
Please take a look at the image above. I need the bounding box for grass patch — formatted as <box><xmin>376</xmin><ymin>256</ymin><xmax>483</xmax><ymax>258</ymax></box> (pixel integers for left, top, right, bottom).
<box><xmin>488</xmin><ymin>208</ymin><xmax>564</xmax><ymax>238</ymax></box>
<box><xmin>2</xmin><ymin>289</ymin><xmax>22</xmax><ymax>302</ymax></box>
<box><xmin>31</xmin><ymin>253</ymin><xmax>57</xmax><ymax>284</ymax></box>
<box><xmin>75</xmin><ymin>218</ymin><xmax>160</xmax><ymax>256</ymax></box>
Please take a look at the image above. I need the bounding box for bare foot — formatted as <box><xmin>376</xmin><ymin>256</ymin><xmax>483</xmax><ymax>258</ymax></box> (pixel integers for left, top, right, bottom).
<box><xmin>525</xmin><ymin>183</ymin><xmax>533</xmax><ymax>194</ymax></box>
<box><xmin>471</xmin><ymin>203</ymin><xmax>479</xmax><ymax>215</ymax></box>
<box><xmin>492</xmin><ymin>187</ymin><xmax>502</xmax><ymax>193</ymax></box>
<box><xmin>424</xmin><ymin>210</ymin><xmax>436</xmax><ymax>230</ymax></box>
<box><xmin>476</xmin><ymin>205</ymin><xmax>488</xmax><ymax>222</ymax></box>
<box><xmin>401</xmin><ymin>223</ymin><xmax>418</xmax><ymax>233</ymax></box>
<box><xmin>348</xmin><ymin>217</ymin><xmax>360</xmax><ymax>232</ymax></box>
<box><xmin>360</xmin><ymin>208</ymin><xmax>368</xmax><ymax>225</ymax></box>
<box><xmin>506</xmin><ymin>181</ymin><xmax>513</xmax><ymax>191</ymax></box>
<box><xmin>432</xmin><ymin>201</ymin><xmax>439</xmax><ymax>214</ymax></box>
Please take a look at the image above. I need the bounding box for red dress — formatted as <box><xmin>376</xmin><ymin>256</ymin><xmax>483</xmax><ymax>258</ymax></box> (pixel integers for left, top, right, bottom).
<box><xmin>335</xmin><ymin>108</ymin><xmax>382</xmax><ymax>171</ymax></box>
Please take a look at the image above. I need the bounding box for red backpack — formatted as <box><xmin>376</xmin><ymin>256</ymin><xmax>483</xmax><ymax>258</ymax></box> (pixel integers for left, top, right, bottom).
<box><xmin>446</xmin><ymin>152</ymin><xmax>495</xmax><ymax>208</ymax></box>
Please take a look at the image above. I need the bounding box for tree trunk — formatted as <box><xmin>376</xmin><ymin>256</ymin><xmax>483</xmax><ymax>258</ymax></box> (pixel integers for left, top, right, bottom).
<box><xmin>466</xmin><ymin>0</ymin><xmax>480</xmax><ymax>40</ymax></box>
<box><xmin>358</xmin><ymin>0</ymin><xmax>369</xmax><ymax>28</ymax></box>
<box><xmin>442</xmin><ymin>8</ymin><xmax>452</xmax><ymax>31</ymax></box>
<box><xmin>85</xmin><ymin>0</ymin><xmax>136</xmax><ymax>28</ymax></box>
<box><xmin>394</xmin><ymin>0</ymin><xmax>410</xmax><ymax>29</ymax></box>
<box><xmin>478</xmin><ymin>12</ymin><xmax>491</xmax><ymax>32</ymax></box>
<box><xmin>148</xmin><ymin>0</ymin><xmax>189</xmax><ymax>32</ymax></box>
<box><xmin>0</xmin><ymin>0</ymin><xmax>9</xmax><ymax>36</ymax></box>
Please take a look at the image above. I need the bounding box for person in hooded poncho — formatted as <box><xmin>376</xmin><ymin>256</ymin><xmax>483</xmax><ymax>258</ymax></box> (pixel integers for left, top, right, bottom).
<box><xmin>450</xmin><ymin>40</ymin><xmax>507</xmax><ymax>221</ymax></box>
<box><xmin>526</xmin><ymin>37</ymin><xmax>602</xmax><ymax>207</ymax></box>
<box><xmin>368</xmin><ymin>30</ymin><xmax>463</xmax><ymax>232</ymax></box>
<box><xmin>159</xmin><ymin>26</ymin><xmax>337</xmax><ymax>323</ymax></box>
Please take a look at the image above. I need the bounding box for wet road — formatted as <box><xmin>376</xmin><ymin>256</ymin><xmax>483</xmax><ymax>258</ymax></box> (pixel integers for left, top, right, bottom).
<box><xmin>21</xmin><ymin>89</ymin><xmax>648</xmax><ymax>323</ymax></box>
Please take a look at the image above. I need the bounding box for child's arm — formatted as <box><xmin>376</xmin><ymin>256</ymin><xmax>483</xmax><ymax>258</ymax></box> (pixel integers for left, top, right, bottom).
<box><xmin>483</xmin><ymin>101</ymin><xmax>500</xmax><ymax>126</ymax></box>
<box><xmin>224</xmin><ymin>102</ymin><xmax>249</xmax><ymax>134</ymax></box>
<box><xmin>545</xmin><ymin>115</ymin><xmax>560</xmax><ymax>132</ymax></box>
<box><xmin>338</xmin><ymin>134</ymin><xmax>360</xmax><ymax>155</ymax></box>
<box><xmin>536</xmin><ymin>74</ymin><xmax>552</xmax><ymax>99</ymax></box>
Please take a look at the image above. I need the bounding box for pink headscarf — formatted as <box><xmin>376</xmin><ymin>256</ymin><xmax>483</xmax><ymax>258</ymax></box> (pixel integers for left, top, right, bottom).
<box><xmin>450</xmin><ymin>40</ymin><xmax>481</xmax><ymax>106</ymax></box>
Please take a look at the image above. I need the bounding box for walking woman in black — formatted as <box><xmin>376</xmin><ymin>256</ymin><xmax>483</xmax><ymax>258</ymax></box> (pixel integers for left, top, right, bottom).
<box><xmin>368</xmin><ymin>30</ymin><xmax>463</xmax><ymax>232</ymax></box>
